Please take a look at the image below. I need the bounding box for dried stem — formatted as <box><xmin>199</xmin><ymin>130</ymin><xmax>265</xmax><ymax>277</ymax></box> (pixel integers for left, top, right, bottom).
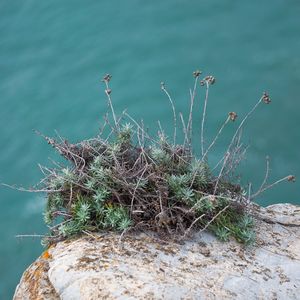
<box><xmin>199</xmin><ymin>204</ymin><xmax>230</xmax><ymax>233</ymax></box>
<box><xmin>251</xmin><ymin>176</ymin><xmax>291</xmax><ymax>199</ymax></box>
<box><xmin>181</xmin><ymin>214</ymin><xmax>205</xmax><ymax>239</ymax></box>
<box><xmin>213</xmin><ymin>151</ymin><xmax>230</xmax><ymax>194</ymax></box>
<box><xmin>104</xmin><ymin>80</ymin><xmax>119</xmax><ymax>130</ymax></box>
<box><xmin>179</xmin><ymin>112</ymin><xmax>188</xmax><ymax>148</ymax></box>
<box><xmin>187</xmin><ymin>77</ymin><xmax>198</xmax><ymax>148</ymax></box>
<box><xmin>227</xmin><ymin>96</ymin><xmax>263</xmax><ymax>154</ymax></box>
<box><xmin>201</xmin><ymin>81</ymin><xmax>210</xmax><ymax>156</ymax></box>
<box><xmin>1</xmin><ymin>183</ymin><xmax>62</xmax><ymax>193</ymax></box>
<box><xmin>215</xmin><ymin>96</ymin><xmax>263</xmax><ymax>182</ymax></box>
<box><xmin>257</xmin><ymin>156</ymin><xmax>270</xmax><ymax>194</ymax></box>
<box><xmin>161</xmin><ymin>83</ymin><xmax>177</xmax><ymax>145</ymax></box>
<box><xmin>202</xmin><ymin>115</ymin><xmax>230</xmax><ymax>161</ymax></box>
<box><xmin>15</xmin><ymin>234</ymin><xmax>45</xmax><ymax>239</ymax></box>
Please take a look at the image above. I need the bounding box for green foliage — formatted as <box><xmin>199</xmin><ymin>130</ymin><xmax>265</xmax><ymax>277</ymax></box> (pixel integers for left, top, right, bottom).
<box><xmin>214</xmin><ymin>227</ymin><xmax>231</xmax><ymax>242</ymax></box>
<box><xmin>107</xmin><ymin>143</ymin><xmax>121</xmax><ymax>159</ymax></box>
<box><xmin>48</xmin><ymin>175</ymin><xmax>65</xmax><ymax>190</ymax></box>
<box><xmin>42</xmin><ymin>117</ymin><xmax>256</xmax><ymax>245</ymax></box>
<box><xmin>102</xmin><ymin>205</ymin><xmax>132</xmax><ymax>230</ymax></box>
<box><xmin>43</xmin><ymin>210</ymin><xmax>53</xmax><ymax>225</ymax></box>
<box><xmin>48</xmin><ymin>193</ymin><xmax>64</xmax><ymax>209</ymax></box>
<box><xmin>93</xmin><ymin>188</ymin><xmax>111</xmax><ymax>203</ymax></box>
<box><xmin>209</xmin><ymin>210</ymin><xmax>255</xmax><ymax>245</ymax></box>
<box><xmin>62</xmin><ymin>167</ymin><xmax>76</xmax><ymax>182</ymax></box>
<box><xmin>238</xmin><ymin>215</ymin><xmax>254</xmax><ymax>228</ymax></box>
<box><xmin>58</xmin><ymin>221</ymin><xmax>80</xmax><ymax>237</ymax></box>
<box><xmin>194</xmin><ymin>197</ymin><xmax>215</xmax><ymax>213</ymax></box>
<box><xmin>150</xmin><ymin>147</ymin><xmax>171</xmax><ymax>165</ymax></box>
<box><xmin>73</xmin><ymin>200</ymin><xmax>91</xmax><ymax>225</ymax></box>
<box><xmin>167</xmin><ymin>174</ymin><xmax>189</xmax><ymax>193</ymax></box>
<box><xmin>84</xmin><ymin>178</ymin><xmax>96</xmax><ymax>191</ymax></box>
<box><xmin>189</xmin><ymin>159</ymin><xmax>211</xmax><ymax>188</ymax></box>
<box><xmin>179</xmin><ymin>188</ymin><xmax>195</xmax><ymax>204</ymax></box>
<box><xmin>117</xmin><ymin>123</ymin><xmax>133</xmax><ymax>145</ymax></box>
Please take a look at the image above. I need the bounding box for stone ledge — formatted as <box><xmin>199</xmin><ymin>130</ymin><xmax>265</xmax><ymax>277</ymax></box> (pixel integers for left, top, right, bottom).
<box><xmin>14</xmin><ymin>203</ymin><xmax>300</xmax><ymax>300</ymax></box>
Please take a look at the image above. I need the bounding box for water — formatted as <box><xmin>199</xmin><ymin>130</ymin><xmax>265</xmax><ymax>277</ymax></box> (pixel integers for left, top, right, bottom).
<box><xmin>1</xmin><ymin>1</ymin><xmax>299</xmax><ymax>298</ymax></box>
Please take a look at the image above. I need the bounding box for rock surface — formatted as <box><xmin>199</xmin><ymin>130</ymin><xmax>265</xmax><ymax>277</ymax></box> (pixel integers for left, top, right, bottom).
<box><xmin>14</xmin><ymin>203</ymin><xmax>300</xmax><ymax>300</ymax></box>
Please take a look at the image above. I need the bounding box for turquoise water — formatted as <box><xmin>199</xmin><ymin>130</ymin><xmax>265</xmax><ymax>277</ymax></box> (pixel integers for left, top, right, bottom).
<box><xmin>1</xmin><ymin>1</ymin><xmax>300</xmax><ymax>298</ymax></box>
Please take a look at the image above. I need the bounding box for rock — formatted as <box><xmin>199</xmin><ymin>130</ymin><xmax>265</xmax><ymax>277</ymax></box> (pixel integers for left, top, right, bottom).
<box><xmin>14</xmin><ymin>203</ymin><xmax>300</xmax><ymax>300</ymax></box>
<box><xmin>261</xmin><ymin>203</ymin><xmax>300</xmax><ymax>226</ymax></box>
<box><xmin>13</xmin><ymin>256</ymin><xmax>59</xmax><ymax>300</ymax></box>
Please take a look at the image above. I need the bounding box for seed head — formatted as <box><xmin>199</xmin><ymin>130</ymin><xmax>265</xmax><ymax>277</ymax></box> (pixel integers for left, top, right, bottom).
<box><xmin>228</xmin><ymin>112</ymin><xmax>238</xmax><ymax>121</ymax></box>
<box><xmin>287</xmin><ymin>175</ymin><xmax>296</xmax><ymax>182</ymax></box>
<box><xmin>262</xmin><ymin>92</ymin><xmax>271</xmax><ymax>104</ymax></box>
<box><xmin>105</xmin><ymin>88</ymin><xmax>112</xmax><ymax>95</ymax></box>
<box><xmin>102</xmin><ymin>74</ymin><xmax>112</xmax><ymax>83</ymax></box>
<box><xmin>193</xmin><ymin>70</ymin><xmax>202</xmax><ymax>78</ymax></box>
<box><xmin>203</xmin><ymin>75</ymin><xmax>216</xmax><ymax>85</ymax></box>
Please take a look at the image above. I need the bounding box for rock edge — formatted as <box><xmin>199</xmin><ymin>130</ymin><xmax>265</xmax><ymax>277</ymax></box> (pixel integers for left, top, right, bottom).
<box><xmin>14</xmin><ymin>203</ymin><xmax>300</xmax><ymax>300</ymax></box>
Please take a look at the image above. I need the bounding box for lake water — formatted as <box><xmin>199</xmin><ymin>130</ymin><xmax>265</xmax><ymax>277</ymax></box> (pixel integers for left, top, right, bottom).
<box><xmin>1</xmin><ymin>1</ymin><xmax>299</xmax><ymax>298</ymax></box>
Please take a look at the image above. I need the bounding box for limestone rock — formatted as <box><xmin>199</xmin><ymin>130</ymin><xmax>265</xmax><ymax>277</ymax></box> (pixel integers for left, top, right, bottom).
<box><xmin>14</xmin><ymin>203</ymin><xmax>300</xmax><ymax>300</ymax></box>
<box><xmin>260</xmin><ymin>203</ymin><xmax>300</xmax><ymax>226</ymax></box>
<box><xmin>13</xmin><ymin>256</ymin><xmax>59</xmax><ymax>300</ymax></box>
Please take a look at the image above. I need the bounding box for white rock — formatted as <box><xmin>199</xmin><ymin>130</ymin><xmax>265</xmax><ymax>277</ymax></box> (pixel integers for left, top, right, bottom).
<box><xmin>14</xmin><ymin>203</ymin><xmax>300</xmax><ymax>300</ymax></box>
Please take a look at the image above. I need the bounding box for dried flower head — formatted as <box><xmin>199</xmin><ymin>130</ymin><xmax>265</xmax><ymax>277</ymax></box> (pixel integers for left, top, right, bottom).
<box><xmin>102</xmin><ymin>74</ymin><xmax>112</xmax><ymax>83</ymax></box>
<box><xmin>160</xmin><ymin>81</ymin><xmax>165</xmax><ymax>90</ymax></box>
<box><xmin>203</xmin><ymin>75</ymin><xmax>216</xmax><ymax>85</ymax></box>
<box><xmin>193</xmin><ymin>70</ymin><xmax>202</xmax><ymax>78</ymax></box>
<box><xmin>200</xmin><ymin>80</ymin><xmax>205</xmax><ymax>86</ymax></box>
<box><xmin>262</xmin><ymin>92</ymin><xmax>271</xmax><ymax>104</ymax></box>
<box><xmin>287</xmin><ymin>175</ymin><xmax>296</xmax><ymax>182</ymax></box>
<box><xmin>229</xmin><ymin>112</ymin><xmax>238</xmax><ymax>121</ymax></box>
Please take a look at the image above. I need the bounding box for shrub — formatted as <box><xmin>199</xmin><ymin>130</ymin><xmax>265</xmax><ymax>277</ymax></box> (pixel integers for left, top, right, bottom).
<box><xmin>8</xmin><ymin>71</ymin><xmax>295</xmax><ymax>246</ymax></box>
